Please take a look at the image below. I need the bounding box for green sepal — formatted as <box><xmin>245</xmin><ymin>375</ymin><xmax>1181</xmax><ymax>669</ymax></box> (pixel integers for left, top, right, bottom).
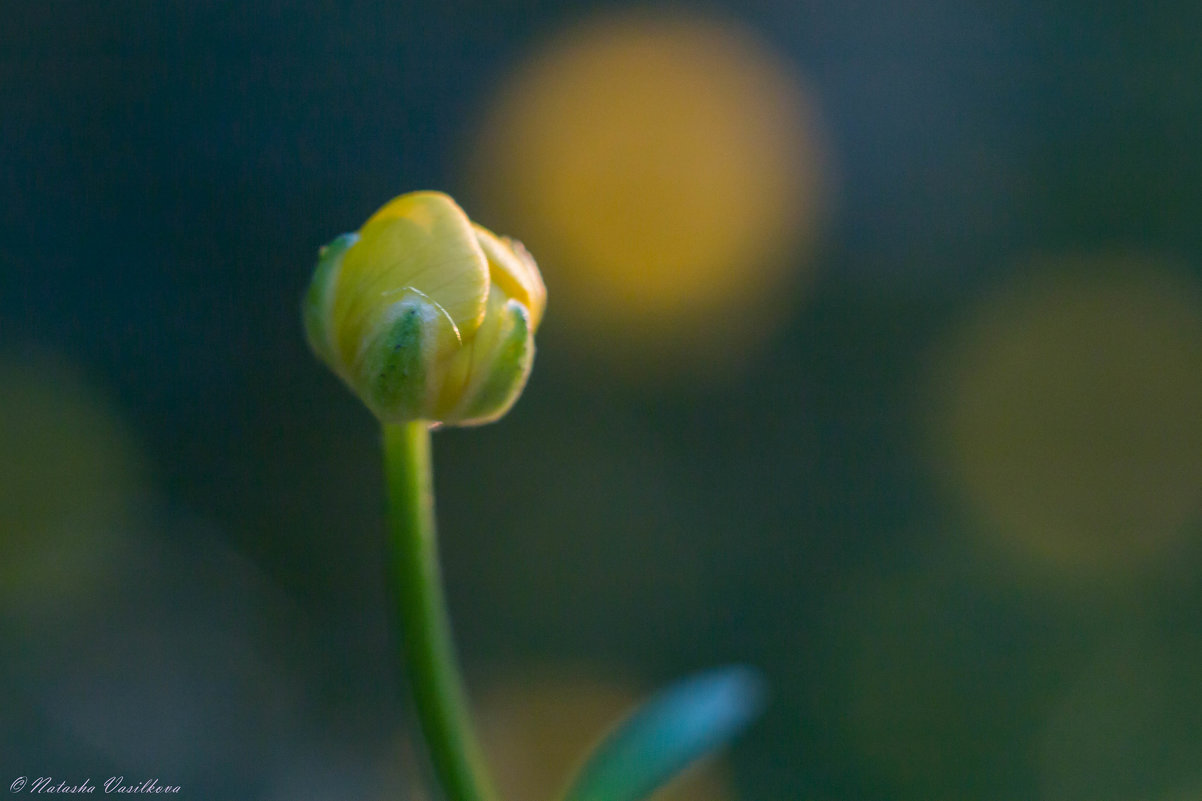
<box><xmin>303</xmin><ymin>232</ymin><xmax>358</xmax><ymax>364</ymax></box>
<box><xmin>454</xmin><ymin>300</ymin><xmax>534</xmax><ymax>426</ymax></box>
<box><xmin>560</xmin><ymin>666</ymin><xmax>766</xmax><ymax>801</ymax></box>
<box><xmin>367</xmin><ymin>303</ymin><xmax>431</xmax><ymax>421</ymax></box>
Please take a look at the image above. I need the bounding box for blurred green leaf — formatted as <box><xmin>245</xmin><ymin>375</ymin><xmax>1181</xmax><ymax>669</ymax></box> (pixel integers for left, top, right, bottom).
<box><xmin>561</xmin><ymin>666</ymin><xmax>766</xmax><ymax>801</ymax></box>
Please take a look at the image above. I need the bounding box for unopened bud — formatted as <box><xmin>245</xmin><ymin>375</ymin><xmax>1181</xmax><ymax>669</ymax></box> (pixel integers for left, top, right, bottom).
<box><xmin>304</xmin><ymin>191</ymin><xmax>545</xmax><ymax>426</ymax></box>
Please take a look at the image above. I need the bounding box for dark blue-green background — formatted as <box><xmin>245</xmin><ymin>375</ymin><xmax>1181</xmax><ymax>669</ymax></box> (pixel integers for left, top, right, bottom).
<box><xmin>5</xmin><ymin>3</ymin><xmax>1202</xmax><ymax>800</ymax></box>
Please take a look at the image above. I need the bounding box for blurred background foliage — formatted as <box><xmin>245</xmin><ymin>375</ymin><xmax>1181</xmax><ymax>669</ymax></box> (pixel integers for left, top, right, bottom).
<box><xmin>4</xmin><ymin>1</ymin><xmax>1202</xmax><ymax>800</ymax></box>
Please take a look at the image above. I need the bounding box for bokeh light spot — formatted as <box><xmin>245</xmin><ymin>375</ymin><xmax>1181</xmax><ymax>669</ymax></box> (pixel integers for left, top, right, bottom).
<box><xmin>1040</xmin><ymin>627</ymin><xmax>1202</xmax><ymax>801</ymax></box>
<box><xmin>467</xmin><ymin>11</ymin><xmax>828</xmax><ymax>372</ymax></box>
<box><xmin>0</xmin><ymin>354</ymin><xmax>147</xmax><ymax>615</ymax></box>
<box><xmin>928</xmin><ymin>257</ymin><xmax>1202</xmax><ymax>578</ymax></box>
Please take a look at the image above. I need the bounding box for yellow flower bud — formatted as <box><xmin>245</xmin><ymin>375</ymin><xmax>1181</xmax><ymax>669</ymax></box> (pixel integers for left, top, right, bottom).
<box><xmin>304</xmin><ymin>191</ymin><xmax>546</xmax><ymax>426</ymax></box>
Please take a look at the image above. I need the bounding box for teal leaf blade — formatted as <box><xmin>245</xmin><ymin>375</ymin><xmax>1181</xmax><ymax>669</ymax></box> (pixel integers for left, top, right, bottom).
<box><xmin>560</xmin><ymin>666</ymin><xmax>766</xmax><ymax>801</ymax></box>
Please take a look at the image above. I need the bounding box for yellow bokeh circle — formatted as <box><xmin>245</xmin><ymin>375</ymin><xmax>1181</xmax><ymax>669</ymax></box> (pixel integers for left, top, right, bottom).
<box><xmin>467</xmin><ymin>11</ymin><xmax>827</xmax><ymax>368</ymax></box>
<box><xmin>929</xmin><ymin>256</ymin><xmax>1202</xmax><ymax>578</ymax></box>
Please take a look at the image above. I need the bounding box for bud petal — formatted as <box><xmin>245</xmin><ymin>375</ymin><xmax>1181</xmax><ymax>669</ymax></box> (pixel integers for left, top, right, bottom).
<box><xmin>474</xmin><ymin>224</ymin><xmax>547</xmax><ymax>330</ymax></box>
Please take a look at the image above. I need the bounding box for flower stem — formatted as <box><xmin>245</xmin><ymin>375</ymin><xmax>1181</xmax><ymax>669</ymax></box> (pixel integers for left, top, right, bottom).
<box><xmin>383</xmin><ymin>421</ymin><xmax>499</xmax><ymax>801</ymax></box>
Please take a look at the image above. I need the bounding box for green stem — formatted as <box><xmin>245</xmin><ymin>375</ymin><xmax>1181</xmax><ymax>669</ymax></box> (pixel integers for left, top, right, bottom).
<box><xmin>383</xmin><ymin>421</ymin><xmax>499</xmax><ymax>801</ymax></box>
